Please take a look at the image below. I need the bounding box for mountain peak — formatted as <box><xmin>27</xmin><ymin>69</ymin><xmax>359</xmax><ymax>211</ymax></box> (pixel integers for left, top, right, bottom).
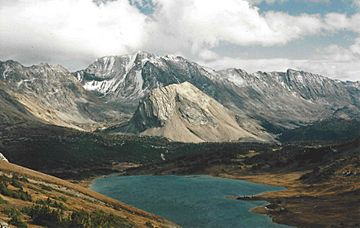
<box><xmin>115</xmin><ymin>81</ymin><xmax>265</xmax><ymax>143</ymax></box>
<box><xmin>285</xmin><ymin>69</ymin><xmax>326</xmax><ymax>81</ymax></box>
<box><xmin>1</xmin><ymin>59</ymin><xmax>21</xmax><ymax>66</ymax></box>
<box><xmin>134</xmin><ymin>50</ymin><xmax>155</xmax><ymax>57</ymax></box>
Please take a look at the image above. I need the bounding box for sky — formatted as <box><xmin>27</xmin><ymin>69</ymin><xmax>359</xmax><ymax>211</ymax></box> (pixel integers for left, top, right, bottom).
<box><xmin>0</xmin><ymin>0</ymin><xmax>359</xmax><ymax>81</ymax></box>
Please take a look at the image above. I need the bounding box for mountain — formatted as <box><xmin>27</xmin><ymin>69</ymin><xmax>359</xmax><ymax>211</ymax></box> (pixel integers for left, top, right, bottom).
<box><xmin>108</xmin><ymin>82</ymin><xmax>272</xmax><ymax>143</ymax></box>
<box><xmin>78</xmin><ymin>52</ymin><xmax>360</xmax><ymax>133</ymax></box>
<box><xmin>0</xmin><ymin>83</ymin><xmax>37</xmax><ymax>125</ymax></box>
<box><xmin>213</xmin><ymin>68</ymin><xmax>360</xmax><ymax>129</ymax></box>
<box><xmin>1</xmin><ymin>52</ymin><xmax>359</xmax><ymax>143</ymax></box>
<box><xmin>74</xmin><ymin>51</ymin><xmax>215</xmax><ymax>111</ymax></box>
<box><xmin>0</xmin><ymin>60</ymin><xmax>128</xmax><ymax>131</ymax></box>
<box><xmin>1</xmin><ymin>53</ymin><xmax>359</xmax><ymax>227</ymax></box>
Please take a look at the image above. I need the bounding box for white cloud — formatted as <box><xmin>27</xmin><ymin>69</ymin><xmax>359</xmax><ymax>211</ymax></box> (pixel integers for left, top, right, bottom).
<box><xmin>0</xmin><ymin>0</ymin><xmax>147</xmax><ymax>69</ymax></box>
<box><xmin>140</xmin><ymin>0</ymin><xmax>360</xmax><ymax>73</ymax></box>
<box><xmin>146</xmin><ymin>0</ymin><xmax>331</xmax><ymax>52</ymax></box>
<box><xmin>353</xmin><ymin>0</ymin><xmax>360</xmax><ymax>7</ymax></box>
<box><xmin>145</xmin><ymin>0</ymin><xmax>360</xmax><ymax>82</ymax></box>
<box><xmin>0</xmin><ymin>0</ymin><xmax>359</xmax><ymax>81</ymax></box>
<box><xmin>198</xmin><ymin>49</ymin><xmax>219</xmax><ymax>61</ymax></box>
<box><xmin>350</xmin><ymin>38</ymin><xmax>360</xmax><ymax>55</ymax></box>
<box><xmin>263</xmin><ymin>12</ymin><xmax>325</xmax><ymax>43</ymax></box>
<box><xmin>247</xmin><ymin>0</ymin><xmax>287</xmax><ymax>4</ymax></box>
<box><xmin>247</xmin><ymin>0</ymin><xmax>331</xmax><ymax>5</ymax></box>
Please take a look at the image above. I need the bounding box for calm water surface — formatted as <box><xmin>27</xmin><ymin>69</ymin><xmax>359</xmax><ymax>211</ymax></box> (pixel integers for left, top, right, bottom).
<box><xmin>91</xmin><ymin>175</ymin><xmax>290</xmax><ymax>228</ymax></box>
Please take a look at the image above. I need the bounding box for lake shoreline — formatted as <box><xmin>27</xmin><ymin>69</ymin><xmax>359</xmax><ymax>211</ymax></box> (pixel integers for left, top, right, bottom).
<box><xmin>85</xmin><ymin>172</ymin><xmax>291</xmax><ymax>226</ymax></box>
<box><xmin>86</xmin><ymin>167</ymin><xmax>360</xmax><ymax>228</ymax></box>
<box><xmin>90</xmin><ymin>174</ymin><xmax>288</xmax><ymax>228</ymax></box>
<box><xmin>88</xmin><ymin>172</ymin><xmax>294</xmax><ymax>227</ymax></box>
<box><xmin>214</xmin><ymin>171</ymin><xmax>360</xmax><ymax>227</ymax></box>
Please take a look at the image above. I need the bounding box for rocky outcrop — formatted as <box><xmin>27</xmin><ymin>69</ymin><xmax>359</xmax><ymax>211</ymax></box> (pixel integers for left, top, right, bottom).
<box><xmin>114</xmin><ymin>82</ymin><xmax>272</xmax><ymax>143</ymax></box>
<box><xmin>0</xmin><ymin>153</ymin><xmax>8</xmax><ymax>162</ymax></box>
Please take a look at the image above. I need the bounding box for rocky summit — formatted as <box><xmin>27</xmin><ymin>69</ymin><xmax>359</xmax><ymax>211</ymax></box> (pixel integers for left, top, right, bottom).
<box><xmin>110</xmin><ymin>82</ymin><xmax>272</xmax><ymax>143</ymax></box>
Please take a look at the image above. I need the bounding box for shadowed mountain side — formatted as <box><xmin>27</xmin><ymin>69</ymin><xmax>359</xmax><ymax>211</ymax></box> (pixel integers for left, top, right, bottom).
<box><xmin>0</xmin><ymin>60</ymin><xmax>129</xmax><ymax>131</ymax></box>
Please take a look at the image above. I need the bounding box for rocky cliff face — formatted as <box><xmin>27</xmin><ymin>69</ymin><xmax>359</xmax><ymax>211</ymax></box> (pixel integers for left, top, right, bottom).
<box><xmin>114</xmin><ymin>82</ymin><xmax>272</xmax><ymax>143</ymax></box>
<box><xmin>75</xmin><ymin>52</ymin><xmax>155</xmax><ymax>105</ymax></box>
<box><xmin>75</xmin><ymin>51</ymin><xmax>220</xmax><ymax>111</ymax></box>
<box><xmin>213</xmin><ymin>68</ymin><xmax>360</xmax><ymax>129</ymax></box>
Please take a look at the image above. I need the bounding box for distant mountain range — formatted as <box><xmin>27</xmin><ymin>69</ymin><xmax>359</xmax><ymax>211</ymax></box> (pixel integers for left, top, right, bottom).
<box><xmin>1</xmin><ymin>51</ymin><xmax>360</xmax><ymax>143</ymax></box>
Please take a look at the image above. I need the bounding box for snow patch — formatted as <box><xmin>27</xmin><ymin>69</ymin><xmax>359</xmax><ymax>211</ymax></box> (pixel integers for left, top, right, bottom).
<box><xmin>134</xmin><ymin>70</ymin><xmax>144</xmax><ymax>93</ymax></box>
<box><xmin>227</xmin><ymin>73</ymin><xmax>246</xmax><ymax>87</ymax></box>
<box><xmin>161</xmin><ymin>153</ymin><xmax>166</xmax><ymax>161</ymax></box>
<box><xmin>2</xmin><ymin>65</ymin><xmax>10</xmax><ymax>79</ymax></box>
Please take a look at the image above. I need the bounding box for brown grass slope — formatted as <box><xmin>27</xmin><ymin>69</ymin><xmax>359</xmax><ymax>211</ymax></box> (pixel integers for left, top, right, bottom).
<box><xmin>0</xmin><ymin>161</ymin><xmax>178</xmax><ymax>228</ymax></box>
<box><xmin>220</xmin><ymin>139</ymin><xmax>360</xmax><ymax>227</ymax></box>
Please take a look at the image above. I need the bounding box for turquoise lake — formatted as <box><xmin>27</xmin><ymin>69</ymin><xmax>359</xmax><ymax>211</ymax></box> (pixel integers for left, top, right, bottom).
<box><xmin>91</xmin><ymin>175</ymin><xmax>289</xmax><ymax>228</ymax></box>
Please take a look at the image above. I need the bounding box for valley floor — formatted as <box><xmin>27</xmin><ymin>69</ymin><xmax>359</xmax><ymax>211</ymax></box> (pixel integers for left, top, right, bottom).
<box><xmin>2</xmin><ymin>125</ymin><xmax>359</xmax><ymax>227</ymax></box>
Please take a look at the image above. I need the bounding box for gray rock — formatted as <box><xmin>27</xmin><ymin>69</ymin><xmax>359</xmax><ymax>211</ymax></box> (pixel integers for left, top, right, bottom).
<box><xmin>110</xmin><ymin>82</ymin><xmax>273</xmax><ymax>143</ymax></box>
<box><xmin>0</xmin><ymin>153</ymin><xmax>8</xmax><ymax>162</ymax></box>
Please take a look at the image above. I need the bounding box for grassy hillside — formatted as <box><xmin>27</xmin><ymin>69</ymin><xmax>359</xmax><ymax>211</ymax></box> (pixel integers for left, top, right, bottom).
<box><xmin>0</xmin><ymin>161</ymin><xmax>177</xmax><ymax>227</ymax></box>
